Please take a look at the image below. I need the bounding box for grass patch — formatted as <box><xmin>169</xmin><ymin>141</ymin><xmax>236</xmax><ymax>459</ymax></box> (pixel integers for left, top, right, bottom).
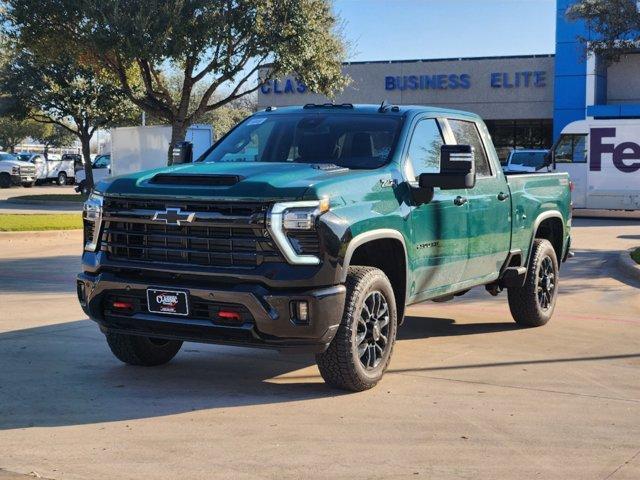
<box><xmin>631</xmin><ymin>247</ymin><xmax>640</xmax><ymax>265</ymax></box>
<box><xmin>9</xmin><ymin>194</ymin><xmax>86</xmax><ymax>203</ymax></box>
<box><xmin>0</xmin><ymin>214</ymin><xmax>82</xmax><ymax>231</ymax></box>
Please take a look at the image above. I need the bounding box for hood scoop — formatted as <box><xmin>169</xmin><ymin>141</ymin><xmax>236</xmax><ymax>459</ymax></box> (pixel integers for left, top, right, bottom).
<box><xmin>149</xmin><ymin>173</ymin><xmax>242</xmax><ymax>187</ymax></box>
<box><xmin>310</xmin><ymin>163</ymin><xmax>349</xmax><ymax>173</ymax></box>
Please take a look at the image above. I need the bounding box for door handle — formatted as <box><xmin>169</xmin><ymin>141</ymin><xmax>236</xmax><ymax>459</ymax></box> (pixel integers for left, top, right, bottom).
<box><xmin>454</xmin><ymin>196</ymin><xmax>468</xmax><ymax>206</ymax></box>
<box><xmin>498</xmin><ymin>192</ymin><xmax>510</xmax><ymax>201</ymax></box>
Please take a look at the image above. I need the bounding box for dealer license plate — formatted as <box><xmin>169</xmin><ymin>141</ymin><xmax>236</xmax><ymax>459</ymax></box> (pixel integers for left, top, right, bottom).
<box><xmin>147</xmin><ymin>288</ymin><xmax>189</xmax><ymax>316</ymax></box>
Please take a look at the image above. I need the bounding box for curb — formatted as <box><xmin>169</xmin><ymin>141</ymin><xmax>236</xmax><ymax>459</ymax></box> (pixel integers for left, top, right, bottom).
<box><xmin>5</xmin><ymin>197</ymin><xmax>83</xmax><ymax>208</ymax></box>
<box><xmin>0</xmin><ymin>229</ymin><xmax>82</xmax><ymax>241</ymax></box>
<box><xmin>617</xmin><ymin>248</ymin><xmax>640</xmax><ymax>281</ymax></box>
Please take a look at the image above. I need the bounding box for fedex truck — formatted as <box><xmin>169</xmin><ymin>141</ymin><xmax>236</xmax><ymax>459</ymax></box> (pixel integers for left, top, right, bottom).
<box><xmin>552</xmin><ymin>119</ymin><xmax>640</xmax><ymax>210</ymax></box>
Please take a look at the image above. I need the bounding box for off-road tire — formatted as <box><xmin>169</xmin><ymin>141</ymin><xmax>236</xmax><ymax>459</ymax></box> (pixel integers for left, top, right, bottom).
<box><xmin>0</xmin><ymin>173</ymin><xmax>11</xmax><ymax>189</ymax></box>
<box><xmin>507</xmin><ymin>239</ymin><xmax>559</xmax><ymax>327</ymax></box>
<box><xmin>316</xmin><ymin>266</ymin><xmax>398</xmax><ymax>392</ymax></box>
<box><xmin>57</xmin><ymin>172</ymin><xmax>67</xmax><ymax>186</ymax></box>
<box><xmin>105</xmin><ymin>332</ymin><xmax>182</xmax><ymax>366</ymax></box>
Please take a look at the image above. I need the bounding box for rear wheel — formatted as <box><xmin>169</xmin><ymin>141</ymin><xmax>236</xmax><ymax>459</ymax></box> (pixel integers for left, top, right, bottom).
<box><xmin>507</xmin><ymin>239</ymin><xmax>559</xmax><ymax>327</ymax></box>
<box><xmin>105</xmin><ymin>332</ymin><xmax>182</xmax><ymax>366</ymax></box>
<box><xmin>57</xmin><ymin>172</ymin><xmax>67</xmax><ymax>186</ymax></box>
<box><xmin>0</xmin><ymin>173</ymin><xmax>11</xmax><ymax>189</ymax></box>
<box><xmin>316</xmin><ymin>266</ymin><xmax>397</xmax><ymax>392</ymax></box>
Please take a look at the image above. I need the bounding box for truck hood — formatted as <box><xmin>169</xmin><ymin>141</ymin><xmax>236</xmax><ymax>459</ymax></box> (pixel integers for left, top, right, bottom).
<box><xmin>97</xmin><ymin>161</ymin><xmax>361</xmax><ymax>201</ymax></box>
<box><xmin>0</xmin><ymin>159</ymin><xmax>33</xmax><ymax>169</ymax></box>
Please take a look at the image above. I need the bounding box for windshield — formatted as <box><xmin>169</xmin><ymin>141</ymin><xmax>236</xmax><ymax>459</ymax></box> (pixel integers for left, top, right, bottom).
<box><xmin>199</xmin><ymin>113</ymin><xmax>403</xmax><ymax>169</ymax></box>
<box><xmin>0</xmin><ymin>153</ymin><xmax>17</xmax><ymax>162</ymax></box>
<box><xmin>510</xmin><ymin>151</ymin><xmax>547</xmax><ymax>167</ymax></box>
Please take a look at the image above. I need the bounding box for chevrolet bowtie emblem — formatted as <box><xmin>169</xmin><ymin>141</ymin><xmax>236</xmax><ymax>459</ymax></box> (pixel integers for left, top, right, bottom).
<box><xmin>152</xmin><ymin>208</ymin><xmax>196</xmax><ymax>226</ymax></box>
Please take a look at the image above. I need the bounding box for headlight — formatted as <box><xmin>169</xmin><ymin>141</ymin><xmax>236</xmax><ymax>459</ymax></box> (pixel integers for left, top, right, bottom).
<box><xmin>268</xmin><ymin>199</ymin><xmax>329</xmax><ymax>265</ymax></box>
<box><xmin>83</xmin><ymin>192</ymin><xmax>104</xmax><ymax>251</ymax></box>
<box><xmin>12</xmin><ymin>166</ymin><xmax>19</xmax><ymax>175</ymax></box>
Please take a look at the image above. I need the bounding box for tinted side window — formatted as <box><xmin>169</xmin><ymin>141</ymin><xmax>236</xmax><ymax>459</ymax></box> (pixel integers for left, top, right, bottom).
<box><xmin>449</xmin><ymin>119</ymin><xmax>491</xmax><ymax>177</ymax></box>
<box><xmin>406</xmin><ymin>119</ymin><xmax>444</xmax><ymax>180</ymax></box>
<box><xmin>554</xmin><ymin>134</ymin><xmax>587</xmax><ymax>163</ymax></box>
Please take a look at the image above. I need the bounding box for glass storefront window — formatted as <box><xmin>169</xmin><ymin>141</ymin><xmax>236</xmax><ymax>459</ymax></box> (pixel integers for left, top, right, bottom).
<box><xmin>485</xmin><ymin>119</ymin><xmax>553</xmax><ymax>165</ymax></box>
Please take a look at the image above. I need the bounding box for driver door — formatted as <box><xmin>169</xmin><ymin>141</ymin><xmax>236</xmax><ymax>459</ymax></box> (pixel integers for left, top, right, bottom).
<box><xmin>406</xmin><ymin>117</ymin><xmax>469</xmax><ymax>296</ymax></box>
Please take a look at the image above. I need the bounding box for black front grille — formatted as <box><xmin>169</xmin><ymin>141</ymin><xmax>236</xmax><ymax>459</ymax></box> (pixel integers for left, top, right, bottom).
<box><xmin>100</xmin><ymin>198</ymin><xmax>281</xmax><ymax>268</ymax></box>
<box><xmin>105</xmin><ymin>292</ymin><xmax>253</xmax><ymax>324</ymax></box>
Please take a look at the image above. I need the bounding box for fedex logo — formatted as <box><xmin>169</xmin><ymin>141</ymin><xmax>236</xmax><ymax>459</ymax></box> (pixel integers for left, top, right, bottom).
<box><xmin>590</xmin><ymin>128</ymin><xmax>640</xmax><ymax>173</ymax></box>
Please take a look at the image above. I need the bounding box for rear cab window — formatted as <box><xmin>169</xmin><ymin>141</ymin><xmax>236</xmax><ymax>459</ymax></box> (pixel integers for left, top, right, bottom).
<box><xmin>448</xmin><ymin>119</ymin><xmax>492</xmax><ymax>177</ymax></box>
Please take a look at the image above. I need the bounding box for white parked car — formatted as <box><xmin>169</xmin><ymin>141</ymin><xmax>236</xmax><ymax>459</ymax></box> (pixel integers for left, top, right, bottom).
<box><xmin>75</xmin><ymin>154</ymin><xmax>110</xmax><ymax>194</ymax></box>
<box><xmin>0</xmin><ymin>151</ymin><xmax>37</xmax><ymax>188</ymax></box>
<box><xmin>503</xmin><ymin>149</ymin><xmax>550</xmax><ymax>174</ymax></box>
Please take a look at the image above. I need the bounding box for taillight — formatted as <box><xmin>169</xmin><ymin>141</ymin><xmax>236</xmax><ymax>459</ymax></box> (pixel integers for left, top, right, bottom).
<box><xmin>569</xmin><ymin>181</ymin><xmax>575</xmax><ymax>192</ymax></box>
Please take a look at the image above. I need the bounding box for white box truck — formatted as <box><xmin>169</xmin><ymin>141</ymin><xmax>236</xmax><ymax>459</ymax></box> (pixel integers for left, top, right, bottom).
<box><xmin>552</xmin><ymin>119</ymin><xmax>640</xmax><ymax>210</ymax></box>
<box><xmin>110</xmin><ymin>124</ymin><xmax>213</xmax><ymax>177</ymax></box>
<box><xmin>75</xmin><ymin>124</ymin><xmax>213</xmax><ymax>193</ymax></box>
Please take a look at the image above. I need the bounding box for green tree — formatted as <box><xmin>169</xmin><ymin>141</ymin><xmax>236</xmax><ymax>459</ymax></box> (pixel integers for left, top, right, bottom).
<box><xmin>0</xmin><ymin>116</ymin><xmax>41</xmax><ymax>152</ymax></box>
<box><xmin>31</xmin><ymin>123</ymin><xmax>76</xmax><ymax>160</ymax></box>
<box><xmin>567</xmin><ymin>0</ymin><xmax>640</xmax><ymax>63</ymax></box>
<box><xmin>5</xmin><ymin>0</ymin><xmax>348</xmax><ymax>163</ymax></box>
<box><xmin>0</xmin><ymin>47</ymin><xmax>137</xmax><ymax>189</ymax></box>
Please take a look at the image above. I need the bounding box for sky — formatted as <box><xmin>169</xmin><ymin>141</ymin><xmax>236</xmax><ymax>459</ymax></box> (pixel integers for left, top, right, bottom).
<box><xmin>333</xmin><ymin>0</ymin><xmax>557</xmax><ymax>62</ymax></box>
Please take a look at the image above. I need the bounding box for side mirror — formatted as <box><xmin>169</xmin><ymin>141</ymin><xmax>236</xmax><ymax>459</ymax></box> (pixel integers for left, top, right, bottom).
<box><xmin>172</xmin><ymin>141</ymin><xmax>193</xmax><ymax>165</ymax></box>
<box><xmin>419</xmin><ymin>144</ymin><xmax>476</xmax><ymax>190</ymax></box>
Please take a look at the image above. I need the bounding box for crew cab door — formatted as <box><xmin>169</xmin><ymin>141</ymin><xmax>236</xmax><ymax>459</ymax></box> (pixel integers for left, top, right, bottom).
<box><xmin>447</xmin><ymin>118</ymin><xmax>511</xmax><ymax>282</ymax></box>
<box><xmin>32</xmin><ymin>155</ymin><xmax>46</xmax><ymax>179</ymax></box>
<box><xmin>405</xmin><ymin>117</ymin><xmax>469</xmax><ymax>295</ymax></box>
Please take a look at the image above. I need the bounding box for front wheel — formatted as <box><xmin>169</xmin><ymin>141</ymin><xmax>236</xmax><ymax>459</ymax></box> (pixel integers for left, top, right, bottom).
<box><xmin>316</xmin><ymin>266</ymin><xmax>398</xmax><ymax>392</ymax></box>
<box><xmin>0</xmin><ymin>173</ymin><xmax>11</xmax><ymax>189</ymax></box>
<box><xmin>507</xmin><ymin>239</ymin><xmax>559</xmax><ymax>327</ymax></box>
<box><xmin>57</xmin><ymin>172</ymin><xmax>67</xmax><ymax>186</ymax></box>
<box><xmin>105</xmin><ymin>332</ymin><xmax>182</xmax><ymax>366</ymax></box>
<box><xmin>22</xmin><ymin>181</ymin><xmax>35</xmax><ymax>188</ymax></box>
<box><xmin>78</xmin><ymin>180</ymin><xmax>89</xmax><ymax>195</ymax></box>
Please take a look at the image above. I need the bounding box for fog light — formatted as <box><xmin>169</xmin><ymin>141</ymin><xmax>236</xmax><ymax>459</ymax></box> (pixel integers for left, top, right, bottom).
<box><xmin>291</xmin><ymin>300</ymin><xmax>309</xmax><ymax>324</ymax></box>
<box><xmin>218</xmin><ymin>310</ymin><xmax>241</xmax><ymax>322</ymax></box>
<box><xmin>76</xmin><ymin>281</ymin><xmax>87</xmax><ymax>305</ymax></box>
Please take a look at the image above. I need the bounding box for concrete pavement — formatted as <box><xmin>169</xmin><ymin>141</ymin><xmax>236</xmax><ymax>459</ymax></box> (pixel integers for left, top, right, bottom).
<box><xmin>0</xmin><ymin>219</ymin><xmax>638</xmax><ymax>480</ymax></box>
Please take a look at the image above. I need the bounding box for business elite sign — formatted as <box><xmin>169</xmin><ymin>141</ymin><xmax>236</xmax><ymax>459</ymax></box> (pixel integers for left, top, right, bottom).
<box><xmin>260</xmin><ymin>71</ymin><xmax>547</xmax><ymax>95</ymax></box>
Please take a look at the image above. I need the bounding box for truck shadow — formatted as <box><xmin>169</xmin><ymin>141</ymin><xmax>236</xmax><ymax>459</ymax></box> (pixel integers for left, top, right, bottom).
<box><xmin>398</xmin><ymin>315</ymin><xmax>518</xmax><ymax>340</ymax></box>
<box><xmin>0</xmin><ymin>320</ymin><xmax>334</xmax><ymax>430</ymax></box>
<box><xmin>0</xmin><ymin>313</ymin><xmax>521</xmax><ymax>430</ymax></box>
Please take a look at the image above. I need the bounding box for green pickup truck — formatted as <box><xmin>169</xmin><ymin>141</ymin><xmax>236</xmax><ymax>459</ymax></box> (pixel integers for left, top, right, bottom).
<box><xmin>78</xmin><ymin>104</ymin><xmax>572</xmax><ymax>391</ymax></box>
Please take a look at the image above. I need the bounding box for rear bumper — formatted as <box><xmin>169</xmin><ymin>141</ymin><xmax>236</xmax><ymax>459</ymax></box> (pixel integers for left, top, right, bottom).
<box><xmin>77</xmin><ymin>271</ymin><xmax>346</xmax><ymax>353</ymax></box>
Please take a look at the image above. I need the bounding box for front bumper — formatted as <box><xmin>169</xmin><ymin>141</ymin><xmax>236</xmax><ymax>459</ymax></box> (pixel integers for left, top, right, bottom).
<box><xmin>77</xmin><ymin>271</ymin><xmax>346</xmax><ymax>353</ymax></box>
<box><xmin>11</xmin><ymin>174</ymin><xmax>35</xmax><ymax>185</ymax></box>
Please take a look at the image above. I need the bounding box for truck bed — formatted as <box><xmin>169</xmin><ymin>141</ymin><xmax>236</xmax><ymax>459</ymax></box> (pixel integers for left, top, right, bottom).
<box><xmin>505</xmin><ymin>172</ymin><xmax>571</xmax><ymax>263</ymax></box>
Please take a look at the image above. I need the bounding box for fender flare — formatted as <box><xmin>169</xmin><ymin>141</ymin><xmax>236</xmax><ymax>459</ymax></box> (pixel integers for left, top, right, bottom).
<box><xmin>527</xmin><ymin>210</ymin><xmax>565</xmax><ymax>264</ymax></box>
<box><xmin>340</xmin><ymin>229</ymin><xmax>410</xmax><ymax>303</ymax></box>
